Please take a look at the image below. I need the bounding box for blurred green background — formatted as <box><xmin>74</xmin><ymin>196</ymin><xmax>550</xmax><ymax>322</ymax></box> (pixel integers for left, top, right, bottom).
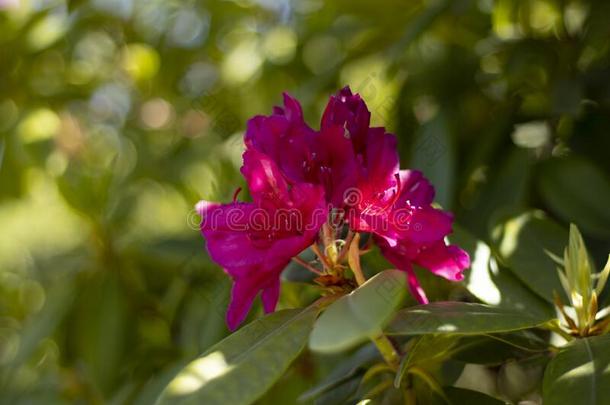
<box><xmin>0</xmin><ymin>0</ymin><xmax>609</xmax><ymax>403</ymax></box>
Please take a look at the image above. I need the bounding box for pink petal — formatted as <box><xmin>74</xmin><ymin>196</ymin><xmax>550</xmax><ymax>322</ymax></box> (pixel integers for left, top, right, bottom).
<box><xmin>375</xmin><ymin>237</ymin><xmax>429</xmax><ymax>304</ymax></box>
<box><xmin>227</xmin><ymin>277</ymin><xmax>261</xmax><ymax>331</ymax></box>
<box><xmin>405</xmin><ymin>265</ymin><xmax>429</xmax><ymax>304</ymax></box>
<box><xmin>241</xmin><ymin>150</ymin><xmax>289</xmax><ymax>206</ymax></box>
<box><xmin>414</xmin><ymin>242</ymin><xmax>470</xmax><ymax>281</ymax></box>
<box><xmin>261</xmin><ymin>278</ymin><xmax>281</xmax><ymax>314</ymax></box>
<box><xmin>397</xmin><ymin>207</ymin><xmax>453</xmax><ymax>244</ymax></box>
<box><xmin>321</xmin><ymin>86</ymin><xmax>371</xmax><ymax>154</ymax></box>
<box><xmin>314</xmin><ymin>125</ymin><xmax>359</xmax><ymax>206</ymax></box>
<box><xmin>281</xmin><ymin>93</ymin><xmax>304</xmax><ymax>122</ymax></box>
<box><xmin>244</xmin><ymin>96</ymin><xmax>316</xmax><ymax>186</ymax></box>
<box><xmin>196</xmin><ymin>181</ymin><xmax>326</xmax><ymax>330</ymax></box>
<box><xmin>398</xmin><ymin>170</ymin><xmax>435</xmax><ymax>207</ymax></box>
<box><xmin>198</xmin><ymin>202</ymin><xmax>265</xmax><ymax>276</ymax></box>
<box><xmin>362</xmin><ymin>128</ymin><xmax>399</xmax><ymax>182</ymax></box>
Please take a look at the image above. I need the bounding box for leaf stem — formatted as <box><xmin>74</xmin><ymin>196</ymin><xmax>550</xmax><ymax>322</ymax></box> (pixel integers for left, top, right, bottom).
<box><xmin>408</xmin><ymin>366</ymin><xmax>449</xmax><ymax>404</ymax></box>
<box><xmin>371</xmin><ymin>333</ymin><xmax>401</xmax><ymax>371</ymax></box>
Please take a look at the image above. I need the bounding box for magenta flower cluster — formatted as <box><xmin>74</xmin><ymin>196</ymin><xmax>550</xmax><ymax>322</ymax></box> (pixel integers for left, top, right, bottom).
<box><xmin>197</xmin><ymin>87</ymin><xmax>470</xmax><ymax>330</ymax></box>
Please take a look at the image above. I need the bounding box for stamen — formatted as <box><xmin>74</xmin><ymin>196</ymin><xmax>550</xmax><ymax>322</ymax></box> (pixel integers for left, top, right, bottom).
<box><xmin>337</xmin><ymin>230</ymin><xmax>355</xmax><ymax>263</ymax></box>
<box><xmin>312</xmin><ymin>243</ymin><xmax>332</xmax><ymax>272</ymax></box>
<box><xmin>292</xmin><ymin>256</ymin><xmax>324</xmax><ymax>276</ymax></box>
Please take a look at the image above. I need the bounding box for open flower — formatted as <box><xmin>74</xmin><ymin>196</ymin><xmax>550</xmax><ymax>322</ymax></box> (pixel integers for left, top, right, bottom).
<box><xmin>197</xmin><ymin>86</ymin><xmax>470</xmax><ymax>329</ymax></box>
<box><xmin>322</xmin><ymin>88</ymin><xmax>468</xmax><ymax>303</ymax></box>
<box><xmin>348</xmin><ymin>166</ymin><xmax>467</xmax><ymax>303</ymax></box>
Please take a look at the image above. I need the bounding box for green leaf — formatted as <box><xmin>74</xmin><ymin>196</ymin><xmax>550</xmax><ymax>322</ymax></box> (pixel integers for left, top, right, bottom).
<box><xmin>493</xmin><ymin>210</ymin><xmax>568</xmax><ymax>303</ymax></box>
<box><xmin>453</xmin><ymin>331</ymin><xmax>548</xmax><ymax>366</ymax></box>
<box><xmin>156</xmin><ymin>307</ymin><xmax>317</xmax><ymax>405</ymax></box>
<box><xmin>313</xmin><ymin>377</ymin><xmax>361</xmax><ymax>405</ymax></box>
<box><xmin>387</xmin><ymin>302</ymin><xmax>551</xmax><ymax>335</ymax></box>
<box><xmin>410</xmin><ymin>113</ymin><xmax>455</xmax><ymax>208</ymax></box>
<box><xmin>538</xmin><ymin>157</ymin><xmax>610</xmax><ymax>239</ymax></box>
<box><xmin>298</xmin><ymin>344</ymin><xmax>378</xmax><ymax>402</ymax></box>
<box><xmin>308</xmin><ymin>270</ymin><xmax>406</xmax><ymax>353</ymax></box>
<box><xmin>449</xmin><ymin>225</ymin><xmax>554</xmax><ymax>317</ymax></box>
<box><xmin>543</xmin><ymin>334</ymin><xmax>610</xmax><ymax>405</ymax></box>
<box><xmin>460</xmin><ymin>147</ymin><xmax>532</xmax><ymax>236</ymax></box>
<box><xmin>72</xmin><ymin>273</ymin><xmax>130</xmax><ymax>395</ymax></box>
<box><xmin>443</xmin><ymin>386</ymin><xmax>506</xmax><ymax>405</ymax></box>
<box><xmin>394</xmin><ymin>334</ymin><xmax>460</xmax><ymax>389</ymax></box>
<box><xmin>133</xmin><ymin>360</ymin><xmax>191</xmax><ymax>405</ymax></box>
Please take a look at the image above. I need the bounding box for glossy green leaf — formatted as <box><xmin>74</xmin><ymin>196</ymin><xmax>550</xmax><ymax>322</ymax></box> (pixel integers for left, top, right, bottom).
<box><xmin>133</xmin><ymin>360</ymin><xmax>191</xmax><ymax>405</ymax></box>
<box><xmin>309</xmin><ymin>270</ymin><xmax>406</xmax><ymax>353</ymax></box>
<box><xmin>493</xmin><ymin>211</ymin><xmax>568</xmax><ymax>303</ymax></box>
<box><xmin>449</xmin><ymin>225</ymin><xmax>554</xmax><ymax>317</ymax></box>
<box><xmin>443</xmin><ymin>386</ymin><xmax>506</xmax><ymax>405</ymax></box>
<box><xmin>453</xmin><ymin>331</ymin><xmax>548</xmax><ymax>366</ymax></box>
<box><xmin>387</xmin><ymin>302</ymin><xmax>551</xmax><ymax>335</ymax></box>
<box><xmin>156</xmin><ymin>308</ymin><xmax>317</xmax><ymax>405</ymax></box>
<box><xmin>543</xmin><ymin>334</ymin><xmax>610</xmax><ymax>405</ymax></box>
<box><xmin>313</xmin><ymin>377</ymin><xmax>361</xmax><ymax>405</ymax></box>
<box><xmin>394</xmin><ymin>334</ymin><xmax>460</xmax><ymax>388</ymax></box>
<box><xmin>539</xmin><ymin>158</ymin><xmax>610</xmax><ymax>238</ymax></box>
<box><xmin>299</xmin><ymin>344</ymin><xmax>378</xmax><ymax>402</ymax></box>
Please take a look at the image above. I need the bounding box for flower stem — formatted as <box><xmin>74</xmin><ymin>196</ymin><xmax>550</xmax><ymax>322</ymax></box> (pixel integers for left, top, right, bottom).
<box><xmin>371</xmin><ymin>333</ymin><xmax>401</xmax><ymax>370</ymax></box>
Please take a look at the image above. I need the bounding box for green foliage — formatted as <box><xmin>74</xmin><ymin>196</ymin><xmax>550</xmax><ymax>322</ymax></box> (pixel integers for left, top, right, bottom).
<box><xmin>309</xmin><ymin>270</ymin><xmax>406</xmax><ymax>353</ymax></box>
<box><xmin>444</xmin><ymin>386</ymin><xmax>507</xmax><ymax>405</ymax></box>
<box><xmin>157</xmin><ymin>308</ymin><xmax>317</xmax><ymax>405</ymax></box>
<box><xmin>493</xmin><ymin>211</ymin><xmax>568</xmax><ymax>303</ymax></box>
<box><xmin>1</xmin><ymin>0</ymin><xmax>610</xmax><ymax>404</ymax></box>
<box><xmin>449</xmin><ymin>225</ymin><xmax>555</xmax><ymax>317</ymax></box>
<box><xmin>543</xmin><ymin>334</ymin><xmax>610</xmax><ymax>405</ymax></box>
<box><xmin>387</xmin><ymin>302</ymin><xmax>552</xmax><ymax>335</ymax></box>
<box><xmin>539</xmin><ymin>158</ymin><xmax>610</xmax><ymax>239</ymax></box>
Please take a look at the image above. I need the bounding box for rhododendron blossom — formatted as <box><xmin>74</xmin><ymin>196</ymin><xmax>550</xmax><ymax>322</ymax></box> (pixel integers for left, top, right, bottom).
<box><xmin>197</xmin><ymin>86</ymin><xmax>470</xmax><ymax>330</ymax></box>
